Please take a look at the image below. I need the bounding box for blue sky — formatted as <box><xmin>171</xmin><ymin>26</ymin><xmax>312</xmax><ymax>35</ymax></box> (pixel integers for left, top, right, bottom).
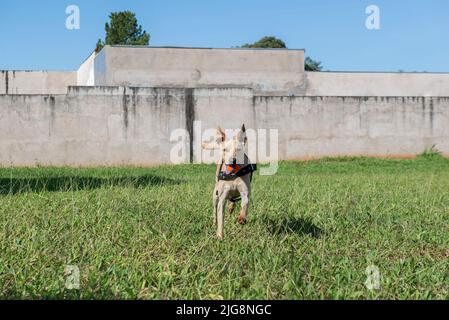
<box><xmin>0</xmin><ymin>0</ymin><xmax>448</xmax><ymax>72</ymax></box>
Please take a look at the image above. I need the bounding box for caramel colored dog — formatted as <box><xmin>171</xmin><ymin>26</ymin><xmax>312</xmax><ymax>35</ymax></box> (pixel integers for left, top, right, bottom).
<box><xmin>202</xmin><ymin>125</ymin><xmax>254</xmax><ymax>239</ymax></box>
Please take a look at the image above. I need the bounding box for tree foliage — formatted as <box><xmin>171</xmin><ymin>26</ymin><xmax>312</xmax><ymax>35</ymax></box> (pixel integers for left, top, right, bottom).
<box><xmin>241</xmin><ymin>36</ymin><xmax>286</xmax><ymax>49</ymax></box>
<box><xmin>304</xmin><ymin>56</ymin><xmax>322</xmax><ymax>71</ymax></box>
<box><xmin>95</xmin><ymin>11</ymin><xmax>150</xmax><ymax>53</ymax></box>
<box><xmin>240</xmin><ymin>36</ymin><xmax>323</xmax><ymax>71</ymax></box>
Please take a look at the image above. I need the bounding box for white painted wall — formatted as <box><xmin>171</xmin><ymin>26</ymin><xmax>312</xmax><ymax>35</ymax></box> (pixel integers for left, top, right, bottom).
<box><xmin>77</xmin><ymin>51</ymin><xmax>96</xmax><ymax>86</ymax></box>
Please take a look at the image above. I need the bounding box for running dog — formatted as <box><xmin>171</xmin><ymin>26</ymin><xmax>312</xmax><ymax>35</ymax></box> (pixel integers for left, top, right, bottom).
<box><xmin>202</xmin><ymin>124</ymin><xmax>256</xmax><ymax>239</ymax></box>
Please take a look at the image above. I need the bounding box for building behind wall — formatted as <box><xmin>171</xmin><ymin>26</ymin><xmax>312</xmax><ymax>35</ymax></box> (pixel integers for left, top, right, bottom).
<box><xmin>2</xmin><ymin>45</ymin><xmax>449</xmax><ymax>97</ymax></box>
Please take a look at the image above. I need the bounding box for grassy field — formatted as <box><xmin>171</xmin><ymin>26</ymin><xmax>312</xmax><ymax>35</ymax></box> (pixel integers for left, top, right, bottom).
<box><xmin>1</xmin><ymin>155</ymin><xmax>449</xmax><ymax>299</ymax></box>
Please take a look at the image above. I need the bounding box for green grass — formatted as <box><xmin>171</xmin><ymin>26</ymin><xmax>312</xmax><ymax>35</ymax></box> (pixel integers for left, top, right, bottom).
<box><xmin>1</xmin><ymin>157</ymin><xmax>449</xmax><ymax>299</ymax></box>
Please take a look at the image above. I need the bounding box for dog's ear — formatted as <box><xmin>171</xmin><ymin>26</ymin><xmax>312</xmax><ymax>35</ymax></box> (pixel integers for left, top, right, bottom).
<box><xmin>216</xmin><ymin>126</ymin><xmax>226</xmax><ymax>142</ymax></box>
<box><xmin>237</xmin><ymin>124</ymin><xmax>247</xmax><ymax>143</ymax></box>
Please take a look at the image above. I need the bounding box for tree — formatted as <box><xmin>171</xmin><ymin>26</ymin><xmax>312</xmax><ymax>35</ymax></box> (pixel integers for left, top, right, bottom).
<box><xmin>304</xmin><ymin>57</ymin><xmax>322</xmax><ymax>71</ymax></box>
<box><xmin>95</xmin><ymin>11</ymin><xmax>150</xmax><ymax>53</ymax></box>
<box><xmin>241</xmin><ymin>36</ymin><xmax>286</xmax><ymax>49</ymax></box>
<box><xmin>240</xmin><ymin>36</ymin><xmax>323</xmax><ymax>71</ymax></box>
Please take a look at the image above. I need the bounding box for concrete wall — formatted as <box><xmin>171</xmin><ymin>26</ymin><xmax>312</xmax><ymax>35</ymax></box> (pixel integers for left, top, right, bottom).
<box><xmin>94</xmin><ymin>46</ymin><xmax>306</xmax><ymax>95</ymax></box>
<box><xmin>0</xmin><ymin>87</ymin><xmax>188</xmax><ymax>166</ymax></box>
<box><xmin>254</xmin><ymin>95</ymin><xmax>449</xmax><ymax>159</ymax></box>
<box><xmin>1</xmin><ymin>86</ymin><xmax>449</xmax><ymax>167</ymax></box>
<box><xmin>305</xmin><ymin>72</ymin><xmax>449</xmax><ymax>97</ymax></box>
<box><xmin>0</xmin><ymin>70</ymin><xmax>76</xmax><ymax>95</ymax></box>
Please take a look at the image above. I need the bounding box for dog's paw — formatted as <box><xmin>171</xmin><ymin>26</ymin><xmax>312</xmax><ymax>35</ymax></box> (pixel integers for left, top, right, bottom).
<box><xmin>237</xmin><ymin>216</ymin><xmax>247</xmax><ymax>225</ymax></box>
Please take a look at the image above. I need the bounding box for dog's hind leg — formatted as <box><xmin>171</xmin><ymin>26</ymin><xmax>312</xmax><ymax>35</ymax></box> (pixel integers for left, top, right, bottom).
<box><xmin>228</xmin><ymin>201</ymin><xmax>236</xmax><ymax>216</ymax></box>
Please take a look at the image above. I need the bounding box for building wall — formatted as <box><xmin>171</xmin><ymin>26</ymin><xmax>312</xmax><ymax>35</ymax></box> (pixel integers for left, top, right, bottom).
<box><xmin>77</xmin><ymin>51</ymin><xmax>96</xmax><ymax>86</ymax></box>
<box><xmin>305</xmin><ymin>71</ymin><xmax>449</xmax><ymax>97</ymax></box>
<box><xmin>93</xmin><ymin>48</ymin><xmax>107</xmax><ymax>87</ymax></box>
<box><xmin>1</xmin><ymin>86</ymin><xmax>448</xmax><ymax>167</ymax></box>
<box><xmin>94</xmin><ymin>46</ymin><xmax>306</xmax><ymax>95</ymax></box>
<box><xmin>0</xmin><ymin>71</ymin><xmax>76</xmax><ymax>95</ymax></box>
<box><xmin>3</xmin><ymin>47</ymin><xmax>449</xmax><ymax>97</ymax></box>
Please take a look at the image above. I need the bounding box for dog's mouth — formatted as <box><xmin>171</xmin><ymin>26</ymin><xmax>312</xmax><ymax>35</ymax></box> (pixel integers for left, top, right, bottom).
<box><xmin>225</xmin><ymin>163</ymin><xmax>241</xmax><ymax>173</ymax></box>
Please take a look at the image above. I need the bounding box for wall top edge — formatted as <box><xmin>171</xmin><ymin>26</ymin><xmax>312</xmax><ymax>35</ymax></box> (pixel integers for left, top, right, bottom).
<box><xmin>0</xmin><ymin>70</ymin><xmax>76</xmax><ymax>73</ymax></box>
<box><xmin>65</xmin><ymin>86</ymin><xmax>255</xmax><ymax>96</ymax></box>
<box><xmin>2</xmin><ymin>89</ymin><xmax>449</xmax><ymax>100</ymax></box>
<box><xmin>307</xmin><ymin>70</ymin><xmax>449</xmax><ymax>75</ymax></box>
<box><xmin>254</xmin><ymin>95</ymin><xmax>449</xmax><ymax>99</ymax></box>
<box><xmin>104</xmin><ymin>45</ymin><xmax>305</xmax><ymax>52</ymax></box>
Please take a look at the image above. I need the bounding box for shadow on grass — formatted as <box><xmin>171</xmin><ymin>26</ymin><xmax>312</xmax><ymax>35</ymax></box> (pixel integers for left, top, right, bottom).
<box><xmin>0</xmin><ymin>174</ymin><xmax>181</xmax><ymax>195</ymax></box>
<box><xmin>265</xmin><ymin>217</ymin><xmax>323</xmax><ymax>238</ymax></box>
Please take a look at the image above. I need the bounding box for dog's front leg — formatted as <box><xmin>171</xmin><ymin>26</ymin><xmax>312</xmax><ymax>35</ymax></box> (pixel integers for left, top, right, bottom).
<box><xmin>216</xmin><ymin>188</ymin><xmax>229</xmax><ymax>239</ymax></box>
<box><xmin>212</xmin><ymin>162</ymin><xmax>222</xmax><ymax>226</ymax></box>
<box><xmin>236</xmin><ymin>178</ymin><xmax>251</xmax><ymax>225</ymax></box>
<box><xmin>237</xmin><ymin>192</ymin><xmax>249</xmax><ymax>225</ymax></box>
<box><xmin>213</xmin><ymin>185</ymin><xmax>219</xmax><ymax>226</ymax></box>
